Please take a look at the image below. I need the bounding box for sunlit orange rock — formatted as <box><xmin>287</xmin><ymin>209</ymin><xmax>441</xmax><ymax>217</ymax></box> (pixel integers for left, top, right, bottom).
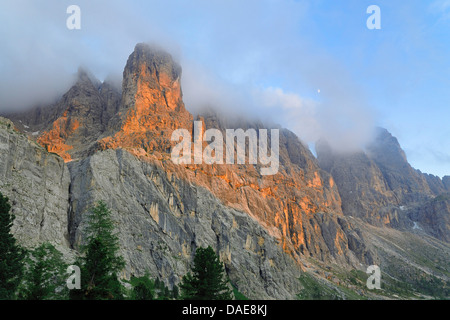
<box><xmin>37</xmin><ymin>110</ymin><xmax>80</xmax><ymax>162</ymax></box>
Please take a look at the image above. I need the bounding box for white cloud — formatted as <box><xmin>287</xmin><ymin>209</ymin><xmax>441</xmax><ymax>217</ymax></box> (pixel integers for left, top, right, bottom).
<box><xmin>254</xmin><ymin>87</ymin><xmax>320</xmax><ymax>143</ymax></box>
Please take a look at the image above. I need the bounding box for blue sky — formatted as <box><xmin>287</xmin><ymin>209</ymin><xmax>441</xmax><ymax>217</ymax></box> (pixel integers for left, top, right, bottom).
<box><xmin>0</xmin><ymin>0</ymin><xmax>449</xmax><ymax>177</ymax></box>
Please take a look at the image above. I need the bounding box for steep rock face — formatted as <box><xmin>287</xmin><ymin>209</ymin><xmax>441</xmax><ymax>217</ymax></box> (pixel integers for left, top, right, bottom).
<box><xmin>36</xmin><ymin>70</ymin><xmax>121</xmax><ymax>161</ymax></box>
<box><xmin>67</xmin><ymin>149</ymin><xmax>304</xmax><ymax>299</ymax></box>
<box><xmin>316</xmin><ymin>139</ymin><xmax>403</xmax><ymax>227</ymax></box>
<box><xmin>409</xmin><ymin>194</ymin><xmax>450</xmax><ymax>242</ymax></box>
<box><xmin>443</xmin><ymin>176</ymin><xmax>450</xmax><ymax>191</ymax></box>
<box><xmin>9</xmin><ymin>69</ymin><xmax>121</xmax><ymax>162</ymax></box>
<box><xmin>423</xmin><ymin>173</ymin><xmax>449</xmax><ymax>195</ymax></box>
<box><xmin>1</xmin><ymin>42</ymin><xmax>449</xmax><ymax>299</ymax></box>
<box><xmin>99</xmin><ymin>81</ymin><xmax>122</xmax><ymax>126</ymax></box>
<box><xmin>0</xmin><ymin>117</ymin><xmax>71</xmax><ymax>252</ymax></box>
<box><xmin>189</xmin><ymin>113</ymin><xmax>355</xmax><ymax>262</ymax></box>
<box><xmin>366</xmin><ymin>128</ymin><xmax>433</xmax><ymax>203</ymax></box>
<box><xmin>317</xmin><ymin>128</ymin><xmax>449</xmax><ymax>242</ymax></box>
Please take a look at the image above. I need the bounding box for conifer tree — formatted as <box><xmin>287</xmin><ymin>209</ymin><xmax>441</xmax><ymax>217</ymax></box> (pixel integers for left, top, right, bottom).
<box><xmin>130</xmin><ymin>273</ymin><xmax>155</xmax><ymax>300</ymax></box>
<box><xmin>70</xmin><ymin>201</ymin><xmax>125</xmax><ymax>300</ymax></box>
<box><xmin>180</xmin><ymin>246</ymin><xmax>233</xmax><ymax>300</ymax></box>
<box><xmin>0</xmin><ymin>192</ymin><xmax>26</xmax><ymax>300</ymax></box>
<box><xmin>19</xmin><ymin>243</ymin><xmax>68</xmax><ymax>300</ymax></box>
<box><xmin>172</xmin><ymin>284</ymin><xmax>179</xmax><ymax>299</ymax></box>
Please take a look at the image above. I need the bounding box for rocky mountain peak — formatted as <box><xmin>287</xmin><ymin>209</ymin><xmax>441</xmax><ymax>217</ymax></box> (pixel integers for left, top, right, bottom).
<box><xmin>366</xmin><ymin>127</ymin><xmax>408</xmax><ymax>165</ymax></box>
<box><xmin>365</xmin><ymin>127</ymin><xmax>433</xmax><ymax>202</ymax></box>
<box><xmin>121</xmin><ymin>43</ymin><xmax>184</xmax><ymax>113</ymax></box>
<box><xmin>98</xmin><ymin>43</ymin><xmax>192</xmax><ymax>155</ymax></box>
<box><xmin>76</xmin><ymin>67</ymin><xmax>100</xmax><ymax>88</ymax></box>
<box><xmin>316</xmin><ymin>127</ymin><xmax>450</xmax><ymax>240</ymax></box>
<box><xmin>444</xmin><ymin>176</ymin><xmax>450</xmax><ymax>190</ymax></box>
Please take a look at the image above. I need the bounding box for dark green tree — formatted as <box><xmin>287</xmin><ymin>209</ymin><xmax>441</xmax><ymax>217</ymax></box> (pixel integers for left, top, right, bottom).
<box><xmin>162</xmin><ymin>285</ymin><xmax>171</xmax><ymax>299</ymax></box>
<box><xmin>172</xmin><ymin>284</ymin><xmax>179</xmax><ymax>299</ymax></box>
<box><xmin>0</xmin><ymin>192</ymin><xmax>26</xmax><ymax>299</ymax></box>
<box><xmin>70</xmin><ymin>201</ymin><xmax>125</xmax><ymax>300</ymax></box>
<box><xmin>130</xmin><ymin>274</ymin><xmax>155</xmax><ymax>300</ymax></box>
<box><xmin>19</xmin><ymin>243</ymin><xmax>68</xmax><ymax>300</ymax></box>
<box><xmin>155</xmin><ymin>277</ymin><xmax>161</xmax><ymax>290</ymax></box>
<box><xmin>180</xmin><ymin>246</ymin><xmax>233</xmax><ymax>300</ymax></box>
<box><xmin>155</xmin><ymin>279</ymin><xmax>172</xmax><ymax>300</ymax></box>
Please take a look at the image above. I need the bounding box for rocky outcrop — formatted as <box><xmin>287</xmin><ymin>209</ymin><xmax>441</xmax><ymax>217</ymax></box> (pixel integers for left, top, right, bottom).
<box><xmin>73</xmin><ymin>44</ymin><xmax>369</xmax><ymax>267</ymax></box>
<box><xmin>423</xmin><ymin>173</ymin><xmax>449</xmax><ymax>196</ymax></box>
<box><xmin>409</xmin><ymin>194</ymin><xmax>450</xmax><ymax>242</ymax></box>
<box><xmin>98</xmin><ymin>43</ymin><xmax>193</xmax><ymax>154</ymax></box>
<box><xmin>36</xmin><ymin>69</ymin><xmax>121</xmax><ymax>161</ymax></box>
<box><xmin>0</xmin><ymin>117</ymin><xmax>71</xmax><ymax>252</ymax></box>
<box><xmin>443</xmin><ymin>176</ymin><xmax>450</xmax><ymax>191</ymax></box>
<box><xmin>366</xmin><ymin>128</ymin><xmax>433</xmax><ymax>204</ymax></box>
<box><xmin>8</xmin><ymin>68</ymin><xmax>121</xmax><ymax>162</ymax></box>
<box><xmin>316</xmin><ymin>139</ymin><xmax>404</xmax><ymax>227</ymax></box>
<box><xmin>51</xmin><ymin>44</ymin><xmax>379</xmax><ymax>288</ymax></box>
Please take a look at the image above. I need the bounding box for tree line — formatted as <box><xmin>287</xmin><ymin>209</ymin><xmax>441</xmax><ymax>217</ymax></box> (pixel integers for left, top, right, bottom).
<box><xmin>0</xmin><ymin>192</ymin><xmax>234</xmax><ymax>300</ymax></box>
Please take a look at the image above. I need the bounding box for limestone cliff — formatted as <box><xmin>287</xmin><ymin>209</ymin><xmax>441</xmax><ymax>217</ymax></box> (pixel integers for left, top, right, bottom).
<box><xmin>0</xmin><ymin>117</ymin><xmax>71</xmax><ymax>253</ymax></box>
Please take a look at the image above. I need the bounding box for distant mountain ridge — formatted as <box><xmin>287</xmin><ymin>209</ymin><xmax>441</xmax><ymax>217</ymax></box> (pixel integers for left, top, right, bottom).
<box><xmin>316</xmin><ymin>127</ymin><xmax>450</xmax><ymax>241</ymax></box>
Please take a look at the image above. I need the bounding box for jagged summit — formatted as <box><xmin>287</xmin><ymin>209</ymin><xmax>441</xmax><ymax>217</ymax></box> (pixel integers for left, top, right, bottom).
<box><xmin>121</xmin><ymin>43</ymin><xmax>184</xmax><ymax>111</ymax></box>
<box><xmin>367</xmin><ymin>127</ymin><xmax>408</xmax><ymax>164</ymax></box>
<box><xmin>97</xmin><ymin>42</ymin><xmax>192</xmax><ymax>154</ymax></box>
<box><xmin>317</xmin><ymin>127</ymin><xmax>450</xmax><ymax>241</ymax></box>
<box><xmin>76</xmin><ymin>67</ymin><xmax>101</xmax><ymax>88</ymax></box>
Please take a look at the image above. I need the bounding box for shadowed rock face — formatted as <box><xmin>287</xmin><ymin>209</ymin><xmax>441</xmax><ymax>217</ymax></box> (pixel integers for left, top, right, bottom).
<box><xmin>316</xmin><ymin>139</ymin><xmax>400</xmax><ymax>227</ymax></box>
<box><xmin>366</xmin><ymin>128</ymin><xmax>433</xmax><ymax>204</ymax></box>
<box><xmin>317</xmin><ymin>129</ymin><xmax>450</xmax><ymax>242</ymax></box>
<box><xmin>444</xmin><ymin>176</ymin><xmax>450</xmax><ymax>190</ymax></box>
<box><xmin>409</xmin><ymin>195</ymin><xmax>450</xmax><ymax>242</ymax></box>
<box><xmin>7</xmin><ymin>68</ymin><xmax>121</xmax><ymax>162</ymax></box>
<box><xmin>424</xmin><ymin>173</ymin><xmax>449</xmax><ymax>195</ymax></box>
